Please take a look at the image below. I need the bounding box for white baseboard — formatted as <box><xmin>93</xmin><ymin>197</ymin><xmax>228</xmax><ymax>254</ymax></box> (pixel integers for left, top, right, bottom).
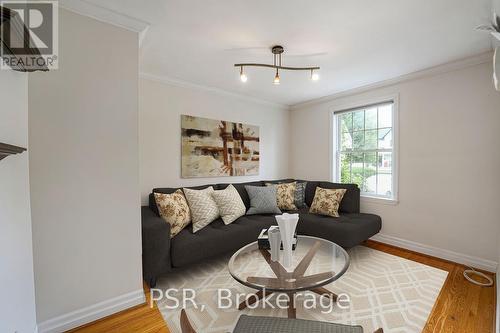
<box><xmin>36</xmin><ymin>289</ymin><xmax>145</xmax><ymax>333</ymax></box>
<box><xmin>370</xmin><ymin>233</ymin><xmax>498</xmax><ymax>273</ymax></box>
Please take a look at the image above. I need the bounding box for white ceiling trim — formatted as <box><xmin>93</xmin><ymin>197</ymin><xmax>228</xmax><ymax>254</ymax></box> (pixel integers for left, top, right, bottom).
<box><xmin>140</xmin><ymin>72</ymin><xmax>290</xmax><ymax>110</ymax></box>
<box><xmin>59</xmin><ymin>0</ymin><xmax>150</xmax><ymax>34</ymax></box>
<box><xmin>291</xmin><ymin>51</ymin><xmax>494</xmax><ymax>110</ymax></box>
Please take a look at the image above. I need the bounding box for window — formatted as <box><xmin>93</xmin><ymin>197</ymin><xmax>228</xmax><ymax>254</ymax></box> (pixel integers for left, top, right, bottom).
<box><xmin>333</xmin><ymin>100</ymin><xmax>397</xmax><ymax>200</ymax></box>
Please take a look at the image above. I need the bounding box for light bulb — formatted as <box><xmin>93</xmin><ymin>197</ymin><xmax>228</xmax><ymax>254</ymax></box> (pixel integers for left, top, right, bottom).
<box><xmin>273</xmin><ymin>71</ymin><xmax>280</xmax><ymax>85</ymax></box>
<box><xmin>311</xmin><ymin>71</ymin><xmax>319</xmax><ymax>81</ymax></box>
<box><xmin>239</xmin><ymin>67</ymin><xmax>247</xmax><ymax>82</ymax></box>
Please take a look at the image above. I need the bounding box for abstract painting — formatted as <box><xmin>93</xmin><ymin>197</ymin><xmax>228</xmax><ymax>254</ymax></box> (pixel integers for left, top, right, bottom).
<box><xmin>181</xmin><ymin>115</ymin><xmax>260</xmax><ymax>177</ymax></box>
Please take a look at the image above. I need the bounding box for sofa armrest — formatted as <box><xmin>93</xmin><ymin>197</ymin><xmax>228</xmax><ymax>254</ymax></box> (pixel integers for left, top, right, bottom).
<box><xmin>141</xmin><ymin>206</ymin><xmax>172</xmax><ymax>286</ymax></box>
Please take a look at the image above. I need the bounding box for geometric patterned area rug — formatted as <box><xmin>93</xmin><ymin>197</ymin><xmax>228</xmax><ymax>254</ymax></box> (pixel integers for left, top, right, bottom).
<box><xmin>156</xmin><ymin>246</ymin><xmax>448</xmax><ymax>333</ymax></box>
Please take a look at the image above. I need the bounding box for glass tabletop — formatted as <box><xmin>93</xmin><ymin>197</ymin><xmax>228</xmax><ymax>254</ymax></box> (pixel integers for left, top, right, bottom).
<box><xmin>228</xmin><ymin>235</ymin><xmax>350</xmax><ymax>292</ymax></box>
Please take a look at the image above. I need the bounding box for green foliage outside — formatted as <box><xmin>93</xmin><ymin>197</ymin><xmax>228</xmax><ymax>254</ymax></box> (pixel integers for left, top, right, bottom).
<box><xmin>340</xmin><ymin>157</ymin><xmax>376</xmax><ymax>191</ymax></box>
<box><xmin>338</xmin><ymin>107</ymin><xmax>393</xmax><ymax>193</ymax></box>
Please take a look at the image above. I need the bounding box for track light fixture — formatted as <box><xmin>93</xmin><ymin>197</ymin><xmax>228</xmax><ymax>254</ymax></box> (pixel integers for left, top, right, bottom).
<box><xmin>310</xmin><ymin>69</ymin><xmax>319</xmax><ymax>81</ymax></box>
<box><xmin>239</xmin><ymin>66</ymin><xmax>247</xmax><ymax>82</ymax></box>
<box><xmin>273</xmin><ymin>69</ymin><xmax>280</xmax><ymax>85</ymax></box>
<box><xmin>235</xmin><ymin>45</ymin><xmax>320</xmax><ymax>85</ymax></box>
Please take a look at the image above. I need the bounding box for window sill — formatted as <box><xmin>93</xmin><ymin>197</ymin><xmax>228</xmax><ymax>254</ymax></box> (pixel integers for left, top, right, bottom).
<box><xmin>360</xmin><ymin>195</ymin><xmax>398</xmax><ymax>206</ymax></box>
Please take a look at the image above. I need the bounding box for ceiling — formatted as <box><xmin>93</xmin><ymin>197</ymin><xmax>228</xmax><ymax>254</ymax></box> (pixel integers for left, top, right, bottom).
<box><xmin>84</xmin><ymin>0</ymin><xmax>493</xmax><ymax>106</ymax></box>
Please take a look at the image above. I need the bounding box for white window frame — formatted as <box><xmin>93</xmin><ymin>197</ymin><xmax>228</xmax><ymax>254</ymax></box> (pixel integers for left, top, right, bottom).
<box><xmin>330</xmin><ymin>94</ymin><xmax>399</xmax><ymax>204</ymax></box>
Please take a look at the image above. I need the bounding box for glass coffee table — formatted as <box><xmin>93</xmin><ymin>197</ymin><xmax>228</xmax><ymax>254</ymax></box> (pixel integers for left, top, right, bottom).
<box><xmin>228</xmin><ymin>235</ymin><xmax>350</xmax><ymax>318</ymax></box>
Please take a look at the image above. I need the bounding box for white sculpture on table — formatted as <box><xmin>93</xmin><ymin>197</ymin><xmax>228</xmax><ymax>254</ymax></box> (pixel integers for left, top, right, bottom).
<box><xmin>275</xmin><ymin>213</ymin><xmax>299</xmax><ymax>270</ymax></box>
<box><xmin>268</xmin><ymin>227</ymin><xmax>281</xmax><ymax>262</ymax></box>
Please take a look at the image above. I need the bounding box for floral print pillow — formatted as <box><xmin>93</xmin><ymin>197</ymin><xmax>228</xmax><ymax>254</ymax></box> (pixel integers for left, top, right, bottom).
<box><xmin>154</xmin><ymin>190</ymin><xmax>191</xmax><ymax>237</ymax></box>
<box><xmin>309</xmin><ymin>187</ymin><xmax>346</xmax><ymax>217</ymax></box>
<box><xmin>267</xmin><ymin>182</ymin><xmax>297</xmax><ymax>211</ymax></box>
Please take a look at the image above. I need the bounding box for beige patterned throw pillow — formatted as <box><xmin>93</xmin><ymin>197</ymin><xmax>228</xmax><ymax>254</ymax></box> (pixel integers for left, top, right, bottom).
<box><xmin>309</xmin><ymin>187</ymin><xmax>346</xmax><ymax>217</ymax></box>
<box><xmin>266</xmin><ymin>182</ymin><xmax>297</xmax><ymax>211</ymax></box>
<box><xmin>183</xmin><ymin>187</ymin><xmax>220</xmax><ymax>233</ymax></box>
<box><xmin>154</xmin><ymin>190</ymin><xmax>191</xmax><ymax>238</ymax></box>
<box><xmin>212</xmin><ymin>184</ymin><xmax>246</xmax><ymax>224</ymax></box>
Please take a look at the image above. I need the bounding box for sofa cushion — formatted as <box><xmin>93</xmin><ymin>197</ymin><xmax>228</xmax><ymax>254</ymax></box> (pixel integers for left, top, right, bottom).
<box><xmin>309</xmin><ymin>187</ymin><xmax>346</xmax><ymax>218</ymax></box>
<box><xmin>212</xmin><ymin>184</ymin><xmax>246</xmax><ymax>224</ymax></box>
<box><xmin>237</xmin><ymin>213</ymin><xmax>279</xmax><ymax>230</ymax></box>
<box><xmin>264</xmin><ymin>179</ymin><xmax>307</xmax><ymax>209</ymax></box>
<box><xmin>302</xmin><ymin>181</ymin><xmax>320</xmax><ymax>207</ymax></box>
<box><xmin>154</xmin><ymin>190</ymin><xmax>191</xmax><ymax>238</ymax></box>
<box><xmin>245</xmin><ymin>185</ymin><xmax>282</xmax><ymax>215</ymax></box>
<box><xmin>266</xmin><ymin>182</ymin><xmax>297</xmax><ymax>211</ymax></box>
<box><xmin>183</xmin><ymin>187</ymin><xmax>220</xmax><ymax>233</ymax></box>
<box><xmin>300</xmin><ymin>181</ymin><xmax>360</xmax><ymax>214</ymax></box>
<box><xmin>216</xmin><ymin>181</ymin><xmax>263</xmax><ymax>210</ymax></box>
<box><xmin>297</xmin><ymin>210</ymin><xmax>381</xmax><ymax>248</ymax></box>
<box><xmin>294</xmin><ymin>181</ymin><xmax>308</xmax><ymax>209</ymax></box>
<box><xmin>318</xmin><ymin>182</ymin><xmax>360</xmax><ymax>214</ymax></box>
<box><xmin>150</xmin><ymin>184</ymin><xmax>216</xmax><ymax>215</ymax></box>
<box><xmin>170</xmin><ymin>216</ymin><xmax>275</xmax><ymax>267</ymax></box>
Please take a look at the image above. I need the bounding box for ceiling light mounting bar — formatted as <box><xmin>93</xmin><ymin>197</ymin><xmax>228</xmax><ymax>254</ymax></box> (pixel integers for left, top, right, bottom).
<box><xmin>235</xmin><ymin>45</ymin><xmax>320</xmax><ymax>84</ymax></box>
<box><xmin>234</xmin><ymin>63</ymin><xmax>320</xmax><ymax>71</ymax></box>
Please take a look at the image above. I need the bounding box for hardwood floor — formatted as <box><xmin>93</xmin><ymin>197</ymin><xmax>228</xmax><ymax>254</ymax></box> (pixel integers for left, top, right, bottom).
<box><xmin>68</xmin><ymin>241</ymin><xmax>496</xmax><ymax>333</ymax></box>
<box><xmin>364</xmin><ymin>240</ymin><xmax>497</xmax><ymax>333</ymax></box>
<box><xmin>66</xmin><ymin>286</ymin><xmax>169</xmax><ymax>333</ymax></box>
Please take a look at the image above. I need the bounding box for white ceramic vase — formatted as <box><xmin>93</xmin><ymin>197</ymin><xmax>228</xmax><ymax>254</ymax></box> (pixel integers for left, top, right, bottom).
<box><xmin>268</xmin><ymin>228</ymin><xmax>281</xmax><ymax>262</ymax></box>
<box><xmin>275</xmin><ymin>213</ymin><xmax>299</xmax><ymax>270</ymax></box>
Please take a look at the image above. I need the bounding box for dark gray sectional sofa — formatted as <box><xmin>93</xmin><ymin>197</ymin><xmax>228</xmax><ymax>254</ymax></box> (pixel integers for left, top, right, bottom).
<box><xmin>141</xmin><ymin>179</ymin><xmax>382</xmax><ymax>287</ymax></box>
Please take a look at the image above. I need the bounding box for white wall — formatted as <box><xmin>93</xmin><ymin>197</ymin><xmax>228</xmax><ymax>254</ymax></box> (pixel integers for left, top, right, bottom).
<box><xmin>28</xmin><ymin>9</ymin><xmax>143</xmax><ymax>329</ymax></box>
<box><xmin>290</xmin><ymin>60</ymin><xmax>500</xmax><ymax>268</ymax></box>
<box><xmin>0</xmin><ymin>71</ymin><xmax>37</xmax><ymax>332</ymax></box>
<box><xmin>139</xmin><ymin>77</ymin><xmax>290</xmax><ymax>205</ymax></box>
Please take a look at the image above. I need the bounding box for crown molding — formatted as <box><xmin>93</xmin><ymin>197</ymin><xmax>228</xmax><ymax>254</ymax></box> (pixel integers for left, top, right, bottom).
<box><xmin>291</xmin><ymin>50</ymin><xmax>494</xmax><ymax>110</ymax></box>
<box><xmin>140</xmin><ymin>72</ymin><xmax>289</xmax><ymax>109</ymax></box>
<box><xmin>59</xmin><ymin>0</ymin><xmax>150</xmax><ymax>34</ymax></box>
<box><xmin>138</xmin><ymin>25</ymin><xmax>150</xmax><ymax>48</ymax></box>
